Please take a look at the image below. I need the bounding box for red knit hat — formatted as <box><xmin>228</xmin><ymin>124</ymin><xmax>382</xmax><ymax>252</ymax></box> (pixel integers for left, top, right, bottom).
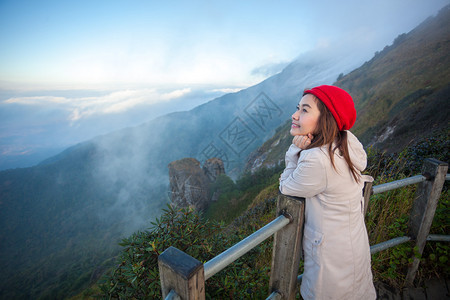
<box><xmin>303</xmin><ymin>85</ymin><xmax>356</xmax><ymax>130</ymax></box>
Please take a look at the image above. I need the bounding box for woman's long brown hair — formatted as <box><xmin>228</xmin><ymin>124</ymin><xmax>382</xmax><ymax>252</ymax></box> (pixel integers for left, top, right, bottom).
<box><xmin>305</xmin><ymin>95</ymin><xmax>360</xmax><ymax>182</ymax></box>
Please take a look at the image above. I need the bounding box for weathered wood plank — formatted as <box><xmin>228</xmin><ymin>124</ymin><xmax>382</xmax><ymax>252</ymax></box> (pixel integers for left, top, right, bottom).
<box><xmin>362</xmin><ymin>175</ymin><xmax>374</xmax><ymax>217</ymax></box>
<box><xmin>406</xmin><ymin>158</ymin><xmax>448</xmax><ymax>286</ymax></box>
<box><xmin>269</xmin><ymin>193</ymin><xmax>305</xmax><ymax>299</ymax></box>
<box><xmin>158</xmin><ymin>246</ymin><xmax>205</xmax><ymax>299</ymax></box>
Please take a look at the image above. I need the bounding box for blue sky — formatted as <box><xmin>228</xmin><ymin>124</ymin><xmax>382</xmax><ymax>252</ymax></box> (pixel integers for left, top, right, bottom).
<box><xmin>1</xmin><ymin>0</ymin><xmax>448</xmax><ymax>89</ymax></box>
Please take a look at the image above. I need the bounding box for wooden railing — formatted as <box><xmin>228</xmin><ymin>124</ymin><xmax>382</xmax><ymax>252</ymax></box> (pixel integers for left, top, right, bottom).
<box><xmin>158</xmin><ymin>158</ymin><xmax>448</xmax><ymax>299</ymax></box>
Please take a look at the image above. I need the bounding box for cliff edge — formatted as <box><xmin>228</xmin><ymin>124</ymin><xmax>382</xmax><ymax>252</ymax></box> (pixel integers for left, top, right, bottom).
<box><xmin>168</xmin><ymin>157</ymin><xmax>225</xmax><ymax>210</ymax></box>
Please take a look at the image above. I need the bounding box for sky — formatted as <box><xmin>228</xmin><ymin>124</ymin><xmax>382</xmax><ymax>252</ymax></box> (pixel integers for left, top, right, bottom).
<box><xmin>0</xmin><ymin>0</ymin><xmax>449</xmax><ymax>169</ymax></box>
<box><xmin>1</xmin><ymin>0</ymin><xmax>448</xmax><ymax>89</ymax></box>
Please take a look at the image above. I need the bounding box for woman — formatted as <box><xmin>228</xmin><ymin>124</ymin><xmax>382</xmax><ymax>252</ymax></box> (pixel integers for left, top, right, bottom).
<box><xmin>279</xmin><ymin>85</ymin><xmax>376</xmax><ymax>299</ymax></box>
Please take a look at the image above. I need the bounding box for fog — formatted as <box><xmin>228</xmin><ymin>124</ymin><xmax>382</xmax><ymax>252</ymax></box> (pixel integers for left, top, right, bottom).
<box><xmin>1</xmin><ymin>1</ymin><xmax>448</xmax><ymax>171</ymax></box>
<box><xmin>0</xmin><ymin>86</ymin><xmax>243</xmax><ymax>170</ymax></box>
<box><xmin>76</xmin><ymin>38</ymin><xmax>385</xmax><ymax>237</ymax></box>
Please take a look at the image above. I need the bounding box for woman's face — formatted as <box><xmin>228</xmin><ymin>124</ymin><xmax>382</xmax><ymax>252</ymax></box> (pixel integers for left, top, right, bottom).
<box><xmin>290</xmin><ymin>94</ymin><xmax>321</xmax><ymax>136</ymax></box>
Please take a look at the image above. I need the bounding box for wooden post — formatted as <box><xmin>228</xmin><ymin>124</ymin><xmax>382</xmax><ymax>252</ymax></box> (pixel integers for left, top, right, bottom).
<box><xmin>158</xmin><ymin>246</ymin><xmax>205</xmax><ymax>299</ymax></box>
<box><xmin>269</xmin><ymin>193</ymin><xmax>305</xmax><ymax>299</ymax></box>
<box><xmin>362</xmin><ymin>175</ymin><xmax>374</xmax><ymax>217</ymax></box>
<box><xmin>405</xmin><ymin>158</ymin><xmax>448</xmax><ymax>286</ymax></box>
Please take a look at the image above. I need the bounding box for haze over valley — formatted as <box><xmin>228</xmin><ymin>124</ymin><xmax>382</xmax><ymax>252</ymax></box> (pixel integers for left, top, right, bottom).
<box><xmin>1</xmin><ymin>1</ymin><xmax>446</xmax><ymax>171</ymax></box>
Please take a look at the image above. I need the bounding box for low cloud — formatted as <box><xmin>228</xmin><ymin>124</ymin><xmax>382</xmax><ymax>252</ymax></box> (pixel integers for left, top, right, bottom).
<box><xmin>3</xmin><ymin>88</ymin><xmax>193</xmax><ymax>122</ymax></box>
<box><xmin>5</xmin><ymin>96</ymin><xmax>68</xmax><ymax>105</ymax></box>
<box><xmin>251</xmin><ymin>61</ymin><xmax>289</xmax><ymax>78</ymax></box>
<box><xmin>210</xmin><ymin>87</ymin><xmax>243</xmax><ymax>94</ymax></box>
<box><xmin>160</xmin><ymin>88</ymin><xmax>191</xmax><ymax>100</ymax></box>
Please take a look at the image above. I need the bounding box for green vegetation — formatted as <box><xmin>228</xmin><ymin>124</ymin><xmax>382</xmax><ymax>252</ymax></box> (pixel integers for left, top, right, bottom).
<box><xmin>363</xmin><ymin>132</ymin><xmax>449</xmax><ymax>286</ymax></box>
<box><xmin>98</xmin><ymin>205</ymin><xmax>273</xmax><ymax>299</ymax></box>
<box><xmin>203</xmin><ymin>165</ymin><xmax>284</xmax><ymax>224</ymax></box>
<box><xmin>96</xmin><ymin>130</ymin><xmax>448</xmax><ymax>299</ymax></box>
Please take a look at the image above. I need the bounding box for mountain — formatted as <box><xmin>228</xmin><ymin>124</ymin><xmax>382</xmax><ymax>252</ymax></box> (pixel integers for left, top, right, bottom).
<box><xmin>0</xmin><ymin>33</ymin><xmax>361</xmax><ymax>300</ymax></box>
<box><xmin>336</xmin><ymin>5</ymin><xmax>450</xmax><ymax>152</ymax></box>
<box><xmin>246</xmin><ymin>5</ymin><xmax>450</xmax><ymax>172</ymax></box>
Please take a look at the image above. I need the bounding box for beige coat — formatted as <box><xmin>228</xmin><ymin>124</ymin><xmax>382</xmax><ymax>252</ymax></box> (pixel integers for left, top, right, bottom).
<box><xmin>279</xmin><ymin>131</ymin><xmax>376</xmax><ymax>300</ymax></box>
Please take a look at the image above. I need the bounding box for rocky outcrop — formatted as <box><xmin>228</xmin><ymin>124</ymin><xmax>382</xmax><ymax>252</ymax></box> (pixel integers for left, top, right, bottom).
<box><xmin>168</xmin><ymin>157</ymin><xmax>225</xmax><ymax>211</ymax></box>
<box><xmin>203</xmin><ymin>157</ymin><xmax>225</xmax><ymax>182</ymax></box>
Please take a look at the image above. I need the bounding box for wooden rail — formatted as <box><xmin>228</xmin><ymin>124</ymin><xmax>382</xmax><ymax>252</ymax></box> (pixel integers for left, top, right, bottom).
<box><xmin>159</xmin><ymin>158</ymin><xmax>448</xmax><ymax>299</ymax></box>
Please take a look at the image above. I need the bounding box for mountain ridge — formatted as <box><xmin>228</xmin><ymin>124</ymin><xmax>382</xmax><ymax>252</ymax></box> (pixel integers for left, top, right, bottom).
<box><xmin>337</xmin><ymin>5</ymin><xmax>450</xmax><ymax>151</ymax></box>
<box><xmin>245</xmin><ymin>4</ymin><xmax>450</xmax><ymax>171</ymax></box>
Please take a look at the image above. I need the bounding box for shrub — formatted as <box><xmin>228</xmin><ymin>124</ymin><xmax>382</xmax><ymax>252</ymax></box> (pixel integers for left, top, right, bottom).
<box><xmin>98</xmin><ymin>204</ymin><xmax>272</xmax><ymax>299</ymax></box>
<box><xmin>98</xmin><ymin>205</ymin><xmax>225</xmax><ymax>298</ymax></box>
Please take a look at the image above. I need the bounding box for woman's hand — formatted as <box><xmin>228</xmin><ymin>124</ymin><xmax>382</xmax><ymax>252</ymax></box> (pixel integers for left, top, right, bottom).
<box><xmin>292</xmin><ymin>133</ymin><xmax>314</xmax><ymax>149</ymax></box>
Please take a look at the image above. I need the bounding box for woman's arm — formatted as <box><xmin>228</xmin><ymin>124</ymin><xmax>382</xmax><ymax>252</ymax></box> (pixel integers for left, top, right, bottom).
<box><xmin>279</xmin><ymin>144</ymin><xmax>301</xmax><ymax>181</ymax></box>
<box><xmin>279</xmin><ymin>134</ymin><xmax>313</xmax><ymax>181</ymax></box>
<box><xmin>279</xmin><ymin>149</ymin><xmax>327</xmax><ymax>198</ymax></box>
